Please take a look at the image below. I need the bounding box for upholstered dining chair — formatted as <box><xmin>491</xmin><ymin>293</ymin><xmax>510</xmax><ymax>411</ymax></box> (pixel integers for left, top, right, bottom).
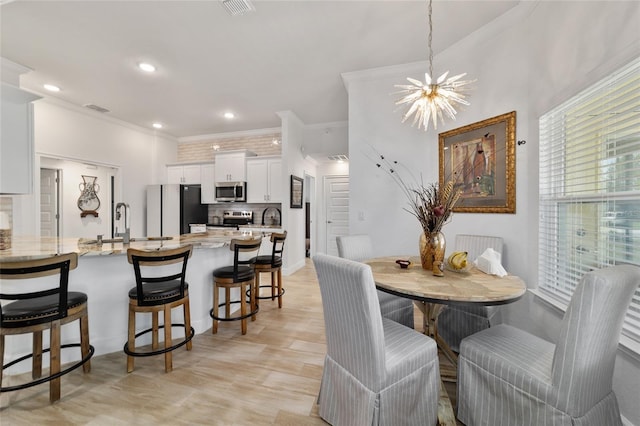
<box><xmin>313</xmin><ymin>254</ymin><xmax>440</xmax><ymax>426</ymax></box>
<box><xmin>336</xmin><ymin>235</ymin><xmax>415</xmax><ymax>329</ymax></box>
<box><xmin>438</xmin><ymin>234</ymin><xmax>504</xmax><ymax>352</ymax></box>
<box><xmin>457</xmin><ymin>264</ymin><xmax>640</xmax><ymax>426</ymax></box>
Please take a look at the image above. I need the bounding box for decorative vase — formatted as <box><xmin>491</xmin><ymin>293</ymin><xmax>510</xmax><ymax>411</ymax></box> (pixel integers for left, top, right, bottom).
<box><xmin>78</xmin><ymin>175</ymin><xmax>101</xmax><ymax>217</ymax></box>
<box><xmin>419</xmin><ymin>231</ymin><xmax>446</xmax><ymax>274</ymax></box>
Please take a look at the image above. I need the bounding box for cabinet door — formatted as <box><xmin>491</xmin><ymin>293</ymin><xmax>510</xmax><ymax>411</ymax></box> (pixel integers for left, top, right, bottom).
<box><xmin>0</xmin><ymin>84</ymin><xmax>40</xmax><ymax>194</ymax></box>
<box><xmin>167</xmin><ymin>166</ymin><xmax>184</xmax><ymax>184</ymax></box>
<box><xmin>201</xmin><ymin>164</ymin><xmax>216</xmax><ymax>204</ymax></box>
<box><xmin>246</xmin><ymin>159</ymin><xmax>268</xmax><ymax>203</ymax></box>
<box><xmin>215</xmin><ymin>153</ymin><xmax>246</xmax><ymax>182</ymax></box>
<box><xmin>267</xmin><ymin>159</ymin><xmax>283</xmax><ymax>203</ymax></box>
<box><xmin>182</xmin><ymin>165</ymin><xmax>201</xmax><ymax>184</ymax></box>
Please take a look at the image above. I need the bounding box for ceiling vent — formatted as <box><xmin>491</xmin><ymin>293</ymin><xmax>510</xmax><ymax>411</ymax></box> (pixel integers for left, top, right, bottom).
<box><xmin>221</xmin><ymin>0</ymin><xmax>255</xmax><ymax>16</ymax></box>
<box><xmin>83</xmin><ymin>104</ymin><xmax>110</xmax><ymax>113</ymax></box>
<box><xmin>327</xmin><ymin>154</ymin><xmax>349</xmax><ymax>162</ymax></box>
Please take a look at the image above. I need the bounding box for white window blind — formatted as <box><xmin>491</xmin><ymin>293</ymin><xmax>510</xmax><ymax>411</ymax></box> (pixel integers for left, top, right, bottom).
<box><xmin>539</xmin><ymin>57</ymin><xmax>640</xmax><ymax>343</ymax></box>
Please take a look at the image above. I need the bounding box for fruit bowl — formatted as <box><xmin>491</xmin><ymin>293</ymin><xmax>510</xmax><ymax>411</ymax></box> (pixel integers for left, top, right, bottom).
<box><xmin>445</xmin><ymin>261</ymin><xmax>472</xmax><ymax>274</ymax></box>
<box><xmin>446</xmin><ymin>251</ymin><xmax>472</xmax><ymax>274</ymax></box>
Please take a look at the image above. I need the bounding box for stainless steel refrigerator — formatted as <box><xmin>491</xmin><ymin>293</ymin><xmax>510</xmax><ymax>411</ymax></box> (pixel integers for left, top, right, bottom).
<box><xmin>146</xmin><ymin>184</ymin><xmax>208</xmax><ymax>236</ymax></box>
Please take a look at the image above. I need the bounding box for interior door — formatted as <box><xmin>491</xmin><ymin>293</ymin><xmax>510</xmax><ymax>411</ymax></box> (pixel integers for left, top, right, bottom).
<box><xmin>324</xmin><ymin>176</ymin><xmax>349</xmax><ymax>257</ymax></box>
<box><xmin>40</xmin><ymin>167</ymin><xmax>60</xmax><ymax>237</ymax></box>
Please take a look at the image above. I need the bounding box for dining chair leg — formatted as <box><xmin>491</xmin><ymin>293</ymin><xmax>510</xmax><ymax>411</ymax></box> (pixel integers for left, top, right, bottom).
<box><xmin>164</xmin><ymin>304</ymin><xmax>173</xmax><ymax>373</ymax></box>
<box><xmin>152</xmin><ymin>311</ymin><xmax>159</xmax><ymax>350</ymax></box>
<box><xmin>80</xmin><ymin>311</ymin><xmax>92</xmax><ymax>373</ymax></box>
<box><xmin>32</xmin><ymin>330</ymin><xmax>43</xmax><ymax>379</ymax></box>
<box><xmin>212</xmin><ymin>284</ymin><xmax>219</xmax><ymax>334</ymax></box>
<box><xmin>184</xmin><ymin>298</ymin><xmax>192</xmax><ymax>351</ymax></box>
<box><xmin>0</xmin><ymin>335</ymin><xmax>5</xmax><ymax>387</ymax></box>
<box><xmin>49</xmin><ymin>320</ymin><xmax>61</xmax><ymax>402</ymax></box>
<box><xmin>277</xmin><ymin>269</ymin><xmax>283</xmax><ymax>309</ymax></box>
<box><xmin>252</xmin><ymin>273</ymin><xmax>260</xmax><ymax>320</ymax></box>
<box><xmin>240</xmin><ymin>283</ymin><xmax>247</xmax><ymax>335</ymax></box>
<box><xmin>250</xmin><ymin>279</ymin><xmax>257</xmax><ymax>322</ymax></box>
<box><xmin>127</xmin><ymin>307</ymin><xmax>136</xmax><ymax>373</ymax></box>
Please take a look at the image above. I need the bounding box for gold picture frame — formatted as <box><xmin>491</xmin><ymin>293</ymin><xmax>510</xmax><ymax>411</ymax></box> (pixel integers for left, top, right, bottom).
<box><xmin>439</xmin><ymin>111</ymin><xmax>516</xmax><ymax>213</ymax></box>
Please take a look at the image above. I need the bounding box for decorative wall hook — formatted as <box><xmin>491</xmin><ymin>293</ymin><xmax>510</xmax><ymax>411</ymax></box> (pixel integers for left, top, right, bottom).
<box><xmin>517</xmin><ymin>140</ymin><xmax>526</xmax><ymax>146</ymax></box>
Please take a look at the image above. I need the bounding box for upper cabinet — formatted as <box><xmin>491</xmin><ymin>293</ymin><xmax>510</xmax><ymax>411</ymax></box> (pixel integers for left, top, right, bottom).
<box><xmin>167</xmin><ymin>164</ymin><xmax>201</xmax><ymax>184</ymax></box>
<box><xmin>246</xmin><ymin>157</ymin><xmax>282</xmax><ymax>203</ymax></box>
<box><xmin>214</xmin><ymin>150</ymin><xmax>255</xmax><ymax>182</ymax></box>
<box><xmin>0</xmin><ymin>83</ymin><xmax>41</xmax><ymax>194</ymax></box>
<box><xmin>200</xmin><ymin>163</ymin><xmax>216</xmax><ymax>204</ymax></box>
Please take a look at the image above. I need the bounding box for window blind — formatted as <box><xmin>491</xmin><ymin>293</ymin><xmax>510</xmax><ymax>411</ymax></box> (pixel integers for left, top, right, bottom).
<box><xmin>539</xmin><ymin>57</ymin><xmax>640</xmax><ymax>343</ymax></box>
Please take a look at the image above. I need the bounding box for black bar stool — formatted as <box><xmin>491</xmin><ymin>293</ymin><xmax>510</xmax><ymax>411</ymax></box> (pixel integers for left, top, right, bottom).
<box><xmin>124</xmin><ymin>245</ymin><xmax>194</xmax><ymax>373</ymax></box>
<box><xmin>1</xmin><ymin>252</ymin><xmax>94</xmax><ymax>402</ymax></box>
<box><xmin>210</xmin><ymin>237</ymin><xmax>262</xmax><ymax>335</ymax></box>
<box><xmin>253</xmin><ymin>231</ymin><xmax>287</xmax><ymax>309</ymax></box>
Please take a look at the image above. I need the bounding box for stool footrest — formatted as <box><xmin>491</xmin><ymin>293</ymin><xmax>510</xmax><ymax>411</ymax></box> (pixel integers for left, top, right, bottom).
<box><xmin>1</xmin><ymin>343</ymin><xmax>95</xmax><ymax>393</ymax></box>
<box><xmin>210</xmin><ymin>300</ymin><xmax>259</xmax><ymax>322</ymax></box>
<box><xmin>254</xmin><ymin>285</ymin><xmax>285</xmax><ymax>300</ymax></box>
<box><xmin>123</xmin><ymin>324</ymin><xmax>194</xmax><ymax>357</ymax></box>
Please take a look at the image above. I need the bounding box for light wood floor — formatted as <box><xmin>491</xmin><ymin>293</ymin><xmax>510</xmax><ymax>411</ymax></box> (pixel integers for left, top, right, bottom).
<box><xmin>1</xmin><ymin>258</ymin><xmax>461</xmax><ymax>425</ymax></box>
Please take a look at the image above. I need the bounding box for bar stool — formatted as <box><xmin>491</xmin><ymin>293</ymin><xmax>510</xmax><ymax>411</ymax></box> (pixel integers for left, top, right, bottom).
<box><xmin>253</xmin><ymin>231</ymin><xmax>287</xmax><ymax>309</ymax></box>
<box><xmin>1</xmin><ymin>253</ymin><xmax>94</xmax><ymax>402</ymax></box>
<box><xmin>210</xmin><ymin>237</ymin><xmax>262</xmax><ymax>335</ymax></box>
<box><xmin>124</xmin><ymin>245</ymin><xmax>194</xmax><ymax>373</ymax></box>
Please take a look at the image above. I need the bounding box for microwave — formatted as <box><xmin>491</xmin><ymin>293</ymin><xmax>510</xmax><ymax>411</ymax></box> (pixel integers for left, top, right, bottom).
<box><xmin>215</xmin><ymin>181</ymin><xmax>246</xmax><ymax>202</ymax></box>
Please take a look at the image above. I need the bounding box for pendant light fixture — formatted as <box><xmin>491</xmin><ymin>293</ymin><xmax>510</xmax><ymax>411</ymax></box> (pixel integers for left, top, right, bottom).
<box><xmin>395</xmin><ymin>0</ymin><xmax>474</xmax><ymax>130</ymax></box>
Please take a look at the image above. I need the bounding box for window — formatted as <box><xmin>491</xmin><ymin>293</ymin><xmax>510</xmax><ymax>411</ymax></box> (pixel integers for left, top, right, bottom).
<box><xmin>539</xmin><ymin>57</ymin><xmax>640</xmax><ymax>343</ymax></box>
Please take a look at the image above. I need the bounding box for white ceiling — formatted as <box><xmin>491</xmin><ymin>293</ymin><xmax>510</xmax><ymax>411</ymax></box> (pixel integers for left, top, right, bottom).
<box><xmin>1</xmin><ymin>0</ymin><xmax>519</xmax><ymax>139</ymax></box>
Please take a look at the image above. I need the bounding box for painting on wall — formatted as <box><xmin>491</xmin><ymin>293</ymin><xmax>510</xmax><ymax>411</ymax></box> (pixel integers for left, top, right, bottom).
<box><xmin>439</xmin><ymin>111</ymin><xmax>516</xmax><ymax>213</ymax></box>
<box><xmin>290</xmin><ymin>175</ymin><xmax>303</xmax><ymax>209</ymax></box>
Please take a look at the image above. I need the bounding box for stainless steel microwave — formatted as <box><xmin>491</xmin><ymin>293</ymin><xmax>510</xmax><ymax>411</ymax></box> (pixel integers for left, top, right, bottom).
<box><xmin>215</xmin><ymin>181</ymin><xmax>246</xmax><ymax>202</ymax></box>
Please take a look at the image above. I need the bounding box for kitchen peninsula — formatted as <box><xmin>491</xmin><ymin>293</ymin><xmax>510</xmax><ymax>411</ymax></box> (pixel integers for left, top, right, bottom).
<box><xmin>1</xmin><ymin>229</ymin><xmax>263</xmax><ymax>373</ymax></box>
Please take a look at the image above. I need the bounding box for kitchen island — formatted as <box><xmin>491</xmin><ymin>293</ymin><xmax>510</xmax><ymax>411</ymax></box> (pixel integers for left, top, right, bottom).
<box><xmin>0</xmin><ymin>230</ymin><xmax>262</xmax><ymax>373</ymax></box>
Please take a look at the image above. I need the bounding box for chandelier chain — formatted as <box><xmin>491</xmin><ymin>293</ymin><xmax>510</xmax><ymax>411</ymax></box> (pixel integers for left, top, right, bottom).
<box><xmin>428</xmin><ymin>0</ymin><xmax>433</xmax><ymax>79</ymax></box>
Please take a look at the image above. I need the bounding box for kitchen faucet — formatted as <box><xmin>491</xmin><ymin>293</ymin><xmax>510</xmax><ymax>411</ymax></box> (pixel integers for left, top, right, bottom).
<box><xmin>115</xmin><ymin>202</ymin><xmax>131</xmax><ymax>244</ymax></box>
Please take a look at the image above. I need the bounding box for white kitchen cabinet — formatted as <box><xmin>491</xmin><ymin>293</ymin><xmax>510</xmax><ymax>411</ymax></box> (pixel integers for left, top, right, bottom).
<box><xmin>167</xmin><ymin>164</ymin><xmax>201</xmax><ymax>184</ymax></box>
<box><xmin>1</xmin><ymin>83</ymin><xmax>40</xmax><ymax>194</ymax></box>
<box><xmin>246</xmin><ymin>157</ymin><xmax>282</xmax><ymax>203</ymax></box>
<box><xmin>200</xmin><ymin>163</ymin><xmax>216</xmax><ymax>204</ymax></box>
<box><xmin>214</xmin><ymin>151</ymin><xmax>255</xmax><ymax>182</ymax></box>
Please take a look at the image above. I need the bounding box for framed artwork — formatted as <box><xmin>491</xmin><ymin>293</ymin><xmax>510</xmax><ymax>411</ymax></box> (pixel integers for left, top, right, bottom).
<box><xmin>439</xmin><ymin>111</ymin><xmax>516</xmax><ymax>213</ymax></box>
<box><xmin>290</xmin><ymin>175</ymin><xmax>303</xmax><ymax>209</ymax></box>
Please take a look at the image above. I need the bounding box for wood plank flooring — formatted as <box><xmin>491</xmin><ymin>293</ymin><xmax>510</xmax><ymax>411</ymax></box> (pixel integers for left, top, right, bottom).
<box><xmin>1</xmin><ymin>258</ymin><xmax>462</xmax><ymax>425</ymax></box>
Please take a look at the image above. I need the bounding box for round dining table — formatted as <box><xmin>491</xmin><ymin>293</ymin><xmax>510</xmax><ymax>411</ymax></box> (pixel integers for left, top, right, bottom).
<box><xmin>365</xmin><ymin>256</ymin><xmax>527</xmax><ymax>368</ymax></box>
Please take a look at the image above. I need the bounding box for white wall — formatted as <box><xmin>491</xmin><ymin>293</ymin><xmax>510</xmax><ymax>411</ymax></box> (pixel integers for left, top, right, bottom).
<box><xmin>19</xmin><ymin>98</ymin><xmax>179</xmax><ymax>237</ymax></box>
<box><xmin>344</xmin><ymin>1</ymin><xmax>640</xmax><ymax>424</ymax></box>
<box><xmin>278</xmin><ymin>110</ymin><xmax>318</xmax><ymax>274</ymax></box>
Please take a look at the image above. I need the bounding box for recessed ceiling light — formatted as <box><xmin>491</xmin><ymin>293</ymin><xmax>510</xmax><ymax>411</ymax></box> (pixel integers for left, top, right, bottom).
<box><xmin>272</xmin><ymin>139</ymin><xmax>280</xmax><ymax>145</ymax></box>
<box><xmin>224</xmin><ymin>112</ymin><xmax>235</xmax><ymax>119</ymax></box>
<box><xmin>43</xmin><ymin>84</ymin><xmax>60</xmax><ymax>92</ymax></box>
<box><xmin>138</xmin><ymin>62</ymin><xmax>156</xmax><ymax>73</ymax></box>
<box><xmin>152</xmin><ymin>123</ymin><xmax>163</xmax><ymax>129</ymax></box>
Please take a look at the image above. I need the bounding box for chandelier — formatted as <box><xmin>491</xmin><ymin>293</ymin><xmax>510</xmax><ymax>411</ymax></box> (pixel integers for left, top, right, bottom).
<box><xmin>395</xmin><ymin>0</ymin><xmax>474</xmax><ymax>130</ymax></box>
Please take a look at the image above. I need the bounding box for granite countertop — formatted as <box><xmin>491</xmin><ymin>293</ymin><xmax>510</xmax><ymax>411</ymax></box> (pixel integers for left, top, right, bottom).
<box><xmin>0</xmin><ymin>229</ymin><xmax>262</xmax><ymax>261</ymax></box>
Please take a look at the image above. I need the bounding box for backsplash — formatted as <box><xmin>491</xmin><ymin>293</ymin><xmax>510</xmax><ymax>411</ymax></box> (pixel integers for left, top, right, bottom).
<box><xmin>178</xmin><ymin>133</ymin><xmax>282</xmax><ymax>162</ymax></box>
<box><xmin>0</xmin><ymin>196</ymin><xmax>13</xmax><ymax>229</ymax></box>
<box><xmin>207</xmin><ymin>203</ymin><xmax>282</xmax><ymax>226</ymax></box>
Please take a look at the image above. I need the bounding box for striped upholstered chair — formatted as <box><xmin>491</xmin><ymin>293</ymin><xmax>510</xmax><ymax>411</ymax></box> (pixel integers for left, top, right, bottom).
<box><xmin>457</xmin><ymin>264</ymin><xmax>640</xmax><ymax>426</ymax></box>
<box><xmin>336</xmin><ymin>235</ymin><xmax>415</xmax><ymax>329</ymax></box>
<box><xmin>438</xmin><ymin>234</ymin><xmax>504</xmax><ymax>352</ymax></box>
<box><xmin>313</xmin><ymin>254</ymin><xmax>439</xmax><ymax>426</ymax></box>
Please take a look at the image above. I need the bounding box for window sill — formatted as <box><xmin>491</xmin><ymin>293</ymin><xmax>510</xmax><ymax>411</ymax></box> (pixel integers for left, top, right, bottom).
<box><xmin>528</xmin><ymin>288</ymin><xmax>640</xmax><ymax>362</ymax></box>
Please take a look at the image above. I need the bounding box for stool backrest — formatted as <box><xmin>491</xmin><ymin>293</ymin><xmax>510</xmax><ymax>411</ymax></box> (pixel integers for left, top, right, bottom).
<box><xmin>230</xmin><ymin>237</ymin><xmax>262</xmax><ymax>280</ymax></box>
<box><xmin>127</xmin><ymin>245</ymin><xmax>193</xmax><ymax>306</ymax></box>
<box><xmin>0</xmin><ymin>252</ymin><xmax>78</xmax><ymax>323</ymax></box>
<box><xmin>268</xmin><ymin>231</ymin><xmax>287</xmax><ymax>267</ymax></box>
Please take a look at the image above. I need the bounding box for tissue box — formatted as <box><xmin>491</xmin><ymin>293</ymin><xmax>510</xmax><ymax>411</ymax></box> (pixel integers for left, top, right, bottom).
<box><xmin>0</xmin><ymin>228</ymin><xmax>11</xmax><ymax>250</ymax></box>
<box><xmin>474</xmin><ymin>248</ymin><xmax>507</xmax><ymax>277</ymax></box>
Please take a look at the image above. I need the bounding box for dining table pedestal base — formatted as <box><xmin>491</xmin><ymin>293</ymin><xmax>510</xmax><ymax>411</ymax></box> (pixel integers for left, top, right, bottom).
<box><xmin>414</xmin><ymin>301</ymin><xmax>458</xmax><ymax>382</ymax></box>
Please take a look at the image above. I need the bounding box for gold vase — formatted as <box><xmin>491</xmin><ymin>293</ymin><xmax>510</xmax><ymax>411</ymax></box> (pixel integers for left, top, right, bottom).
<box><xmin>419</xmin><ymin>231</ymin><xmax>446</xmax><ymax>274</ymax></box>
